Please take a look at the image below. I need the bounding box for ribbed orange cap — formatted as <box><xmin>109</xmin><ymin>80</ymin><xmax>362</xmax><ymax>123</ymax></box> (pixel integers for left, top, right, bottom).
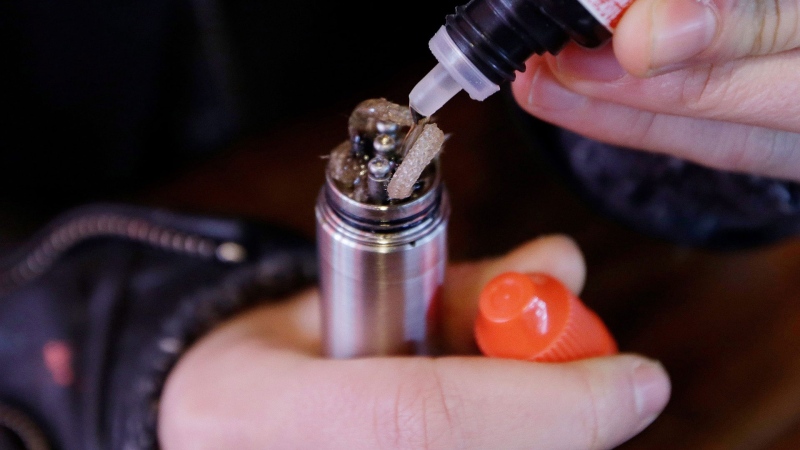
<box><xmin>475</xmin><ymin>272</ymin><xmax>617</xmax><ymax>362</ymax></box>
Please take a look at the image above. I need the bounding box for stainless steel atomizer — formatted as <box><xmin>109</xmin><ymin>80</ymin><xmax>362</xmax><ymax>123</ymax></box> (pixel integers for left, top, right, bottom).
<box><xmin>315</xmin><ymin>99</ymin><xmax>449</xmax><ymax>358</ymax></box>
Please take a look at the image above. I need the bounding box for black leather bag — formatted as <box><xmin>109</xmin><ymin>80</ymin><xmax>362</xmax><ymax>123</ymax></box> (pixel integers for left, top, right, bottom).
<box><xmin>0</xmin><ymin>204</ymin><xmax>316</xmax><ymax>450</ymax></box>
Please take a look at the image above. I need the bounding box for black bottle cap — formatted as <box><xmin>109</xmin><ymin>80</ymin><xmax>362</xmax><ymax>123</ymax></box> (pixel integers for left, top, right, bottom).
<box><xmin>445</xmin><ymin>0</ymin><xmax>610</xmax><ymax>85</ymax></box>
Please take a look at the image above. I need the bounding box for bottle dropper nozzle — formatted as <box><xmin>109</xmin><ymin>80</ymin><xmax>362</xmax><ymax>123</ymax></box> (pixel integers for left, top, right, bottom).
<box><xmin>408</xmin><ymin>64</ymin><xmax>461</xmax><ymax>118</ymax></box>
<box><xmin>410</xmin><ymin>0</ymin><xmax>630</xmax><ymax>117</ymax></box>
<box><xmin>409</xmin><ymin>27</ymin><xmax>500</xmax><ymax>117</ymax></box>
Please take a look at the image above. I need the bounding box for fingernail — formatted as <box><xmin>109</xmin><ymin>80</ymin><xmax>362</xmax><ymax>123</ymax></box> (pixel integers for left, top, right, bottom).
<box><xmin>555</xmin><ymin>45</ymin><xmax>627</xmax><ymax>82</ymax></box>
<box><xmin>632</xmin><ymin>360</ymin><xmax>670</xmax><ymax>425</ymax></box>
<box><xmin>649</xmin><ymin>0</ymin><xmax>717</xmax><ymax>72</ymax></box>
<box><xmin>526</xmin><ymin>65</ymin><xmax>587</xmax><ymax>111</ymax></box>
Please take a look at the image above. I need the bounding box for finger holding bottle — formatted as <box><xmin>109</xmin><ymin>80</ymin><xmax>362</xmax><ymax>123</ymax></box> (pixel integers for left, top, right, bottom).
<box><xmin>614</xmin><ymin>0</ymin><xmax>800</xmax><ymax>76</ymax></box>
<box><xmin>512</xmin><ymin>48</ymin><xmax>800</xmax><ymax>182</ymax></box>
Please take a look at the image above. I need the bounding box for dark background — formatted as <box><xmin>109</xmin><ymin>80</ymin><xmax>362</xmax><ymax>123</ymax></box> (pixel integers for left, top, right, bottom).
<box><xmin>4</xmin><ymin>1</ymin><xmax>800</xmax><ymax>448</ymax></box>
<box><xmin>0</xmin><ymin>0</ymin><xmax>455</xmax><ymax>216</ymax></box>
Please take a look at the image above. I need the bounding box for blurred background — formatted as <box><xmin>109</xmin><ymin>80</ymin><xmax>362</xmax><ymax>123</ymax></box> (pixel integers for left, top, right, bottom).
<box><xmin>4</xmin><ymin>0</ymin><xmax>800</xmax><ymax>448</ymax></box>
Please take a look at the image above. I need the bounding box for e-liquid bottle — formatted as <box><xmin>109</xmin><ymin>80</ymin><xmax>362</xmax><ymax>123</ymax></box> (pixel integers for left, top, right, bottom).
<box><xmin>410</xmin><ymin>0</ymin><xmax>633</xmax><ymax>116</ymax></box>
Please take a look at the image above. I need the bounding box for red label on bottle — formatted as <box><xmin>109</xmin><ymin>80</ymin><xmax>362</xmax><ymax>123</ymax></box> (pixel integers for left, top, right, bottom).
<box><xmin>577</xmin><ymin>0</ymin><xmax>634</xmax><ymax>30</ymax></box>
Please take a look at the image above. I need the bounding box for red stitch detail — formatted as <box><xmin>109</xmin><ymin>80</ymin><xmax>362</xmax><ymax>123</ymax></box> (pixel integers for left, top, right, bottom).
<box><xmin>42</xmin><ymin>340</ymin><xmax>74</xmax><ymax>387</ymax></box>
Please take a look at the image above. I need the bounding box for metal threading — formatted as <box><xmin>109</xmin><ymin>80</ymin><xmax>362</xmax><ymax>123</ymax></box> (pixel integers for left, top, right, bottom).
<box><xmin>322</xmin><ymin>162</ymin><xmax>444</xmax><ymax>233</ymax></box>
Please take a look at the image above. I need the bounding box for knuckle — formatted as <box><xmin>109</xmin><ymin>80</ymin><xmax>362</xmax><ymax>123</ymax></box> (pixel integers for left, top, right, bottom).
<box><xmin>748</xmin><ymin>1</ymin><xmax>770</xmax><ymax>54</ymax></box>
<box><xmin>677</xmin><ymin>64</ymin><xmax>735</xmax><ymax>115</ymax></box>
<box><xmin>572</xmin><ymin>361</ymin><xmax>641</xmax><ymax>450</ymax></box>
<box><xmin>702</xmin><ymin>126</ymin><xmax>763</xmax><ymax>174</ymax></box>
<box><xmin>573</xmin><ymin>365</ymin><xmax>602</xmax><ymax>449</ymax></box>
<box><xmin>740</xmin><ymin>0</ymin><xmax>800</xmax><ymax>56</ymax></box>
<box><xmin>727</xmin><ymin>129</ymin><xmax>768</xmax><ymax>172</ymax></box>
<box><xmin>624</xmin><ymin>109</ymin><xmax>658</xmax><ymax>146</ymax></box>
<box><xmin>725</xmin><ymin>128</ymin><xmax>799</xmax><ymax>175</ymax></box>
<box><xmin>372</xmin><ymin>360</ymin><xmax>461</xmax><ymax>449</ymax></box>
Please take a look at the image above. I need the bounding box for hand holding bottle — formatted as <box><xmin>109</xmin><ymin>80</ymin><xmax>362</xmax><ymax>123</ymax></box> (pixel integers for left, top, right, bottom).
<box><xmin>514</xmin><ymin>0</ymin><xmax>800</xmax><ymax>182</ymax></box>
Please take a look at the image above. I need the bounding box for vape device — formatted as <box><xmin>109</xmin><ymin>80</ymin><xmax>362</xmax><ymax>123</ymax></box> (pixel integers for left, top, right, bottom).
<box><xmin>316</xmin><ymin>99</ymin><xmax>449</xmax><ymax>358</ymax></box>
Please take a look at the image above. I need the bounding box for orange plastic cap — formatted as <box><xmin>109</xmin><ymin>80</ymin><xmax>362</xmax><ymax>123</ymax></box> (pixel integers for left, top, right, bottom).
<box><xmin>475</xmin><ymin>272</ymin><xmax>617</xmax><ymax>362</ymax></box>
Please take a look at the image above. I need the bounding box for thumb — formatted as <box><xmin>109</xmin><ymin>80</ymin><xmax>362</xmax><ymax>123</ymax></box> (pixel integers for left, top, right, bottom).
<box><xmin>162</xmin><ymin>344</ymin><xmax>671</xmax><ymax>449</ymax></box>
<box><xmin>614</xmin><ymin>0</ymin><xmax>800</xmax><ymax>76</ymax></box>
<box><xmin>417</xmin><ymin>355</ymin><xmax>671</xmax><ymax>449</ymax></box>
